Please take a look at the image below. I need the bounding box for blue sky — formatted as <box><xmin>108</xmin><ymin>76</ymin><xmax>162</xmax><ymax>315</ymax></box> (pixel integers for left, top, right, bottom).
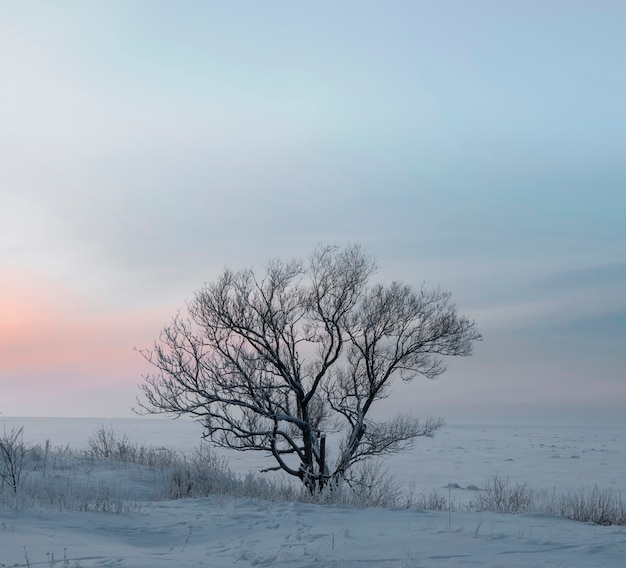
<box><xmin>1</xmin><ymin>1</ymin><xmax>625</xmax><ymax>425</ymax></box>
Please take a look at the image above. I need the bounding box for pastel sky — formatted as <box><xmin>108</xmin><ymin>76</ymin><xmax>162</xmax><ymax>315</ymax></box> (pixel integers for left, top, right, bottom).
<box><xmin>1</xmin><ymin>1</ymin><xmax>625</xmax><ymax>426</ymax></box>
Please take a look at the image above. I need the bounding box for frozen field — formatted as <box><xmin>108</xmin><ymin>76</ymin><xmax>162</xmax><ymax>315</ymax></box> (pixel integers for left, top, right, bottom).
<box><xmin>1</xmin><ymin>417</ymin><xmax>625</xmax><ymax>567</ymax></box>
<box><xmin>5</xmin><ymin>417</ymin><xmax>625</xmax><ymax>496</ymax></box>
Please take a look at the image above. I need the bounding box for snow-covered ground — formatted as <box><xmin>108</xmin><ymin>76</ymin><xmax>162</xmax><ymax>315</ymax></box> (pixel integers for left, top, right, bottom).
<box><xmin>1</xmin><ymin>417</ymin><xmax>625</xmax><ymax>567</ymax></box>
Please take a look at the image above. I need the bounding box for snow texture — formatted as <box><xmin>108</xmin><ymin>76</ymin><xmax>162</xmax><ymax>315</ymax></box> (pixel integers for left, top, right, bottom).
<box><xmin>1</xmin><ymin>418</ymin><xmax>625</xmax><ymax>567</ymax></box>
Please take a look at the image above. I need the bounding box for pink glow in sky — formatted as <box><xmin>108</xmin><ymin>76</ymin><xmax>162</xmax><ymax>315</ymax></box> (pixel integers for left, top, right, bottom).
<box><xmin>0</xmin><ymin>267</ymin><xmax>170</xmax><ymax>416</ymax></box>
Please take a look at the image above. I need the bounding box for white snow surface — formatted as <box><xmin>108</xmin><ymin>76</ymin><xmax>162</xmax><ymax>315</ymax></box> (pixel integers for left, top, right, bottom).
<box><xmin>1</xmin><ymin>418</ymin><xmax>626</xmax><ymax>567</ymax></box>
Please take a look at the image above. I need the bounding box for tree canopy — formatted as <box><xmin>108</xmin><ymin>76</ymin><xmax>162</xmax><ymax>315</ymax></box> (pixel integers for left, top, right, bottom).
<box><xmin>138</xmin><ymin>245</ymin><xmax>481</xmax><ymax>491</ymax></box>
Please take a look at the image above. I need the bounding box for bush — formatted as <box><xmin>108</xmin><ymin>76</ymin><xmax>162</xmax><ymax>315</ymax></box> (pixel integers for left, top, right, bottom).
<box><xmin>556</xmin><ymin>486</ymin><xmax>626</xmax><ymax>526</ymax></box>
<box><xmin>327</xmin><ymin>461</ymin><xmax>402</xmax><ymax>508</ymax></box>
<box><xmin>472</xmin><ymin>475</ymin><xmax>534</xmax><ymax>514</ymax></box>
<box><xmin>167</xmin><ymin>442</ymin><xmax>239</xmax><ymax>499</ymax></box>
<box><xmin>469</xmin><ymin>476</ymin><xmax>626</xmax><ymax>526</ymax></box>
<box><xmin>87</xmin><ymin>425</ymin><xmax>119</xmax><ymax>459</ymax></box>
<box><xmin>410</xmin><ymin>489</ymin><xmax>450</xmax><ymax>511</ymax></box>
<box><xmin>0</xmin><ymin>426</ymin><xmax>28</xmax><ymax>493</ymax></box>
<box><xmin>86</xmin><ymin>425</ymin><xmax>177</xmax><ymax>467</ymax></box>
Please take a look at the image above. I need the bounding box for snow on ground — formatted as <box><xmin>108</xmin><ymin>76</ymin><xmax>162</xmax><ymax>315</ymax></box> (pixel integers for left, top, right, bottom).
<box><xmin>2</xmin><ymin>495</ymin><xmax>626</xmax><ymax>567</ymax></box>
<box><xmin>1</xmin><ymin>418</ymin><xmax>626</xmax><ymax>567</ymax></box>
<box><xmin>6</xmin><ymin>418</ymin><xmax>625</xmax><ymax>497</ymax></box>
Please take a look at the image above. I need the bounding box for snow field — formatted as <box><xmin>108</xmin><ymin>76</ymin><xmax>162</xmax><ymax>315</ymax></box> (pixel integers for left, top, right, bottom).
<box><xmin>3</xmin><ymin>495</ymin><xmax>626</xmax><ymax>567</ymax></box>
<box><xmin>1</xmin><ymin>418</ymin><xmax>626</xmax><ymax>567</ymax></box>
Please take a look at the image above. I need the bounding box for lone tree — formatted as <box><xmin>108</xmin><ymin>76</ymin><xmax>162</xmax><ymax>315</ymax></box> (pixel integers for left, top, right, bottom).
<box><xmin>138</xmin><ymin>245</ymin><xmax>480</xmax><ymax>491</ymax></box>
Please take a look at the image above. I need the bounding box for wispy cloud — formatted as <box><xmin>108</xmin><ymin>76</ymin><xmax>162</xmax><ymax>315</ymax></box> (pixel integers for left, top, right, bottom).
<box><xmin>1</xmin><ymin>1</ymin><xmax>624</xmax><ymax>423</ymax></box>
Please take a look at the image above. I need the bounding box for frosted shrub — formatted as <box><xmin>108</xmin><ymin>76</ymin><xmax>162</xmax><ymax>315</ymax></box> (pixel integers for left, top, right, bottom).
<box><xmin>556</xmin><ymin>486</ymin><xmax>626</xmax><ymax>526</ymax></box>
<box><xmin>286</xmin><ymin>461</ymin><xmax>403</xmax><ymax>508</ymax></box>
<box><xmin>410</xmin><ymin>489</ymin><xmax>449</xmax><ymax>511</ymax></box>
<box><xmin>167</xmin><ymin>442</ymin><xmax>239</xmax><ymax>499</ymax></box>
<box><xmin>337</xmin><ymin>461</ymin><xmax>402</xmax><ymax>508</ymax></box>
<box><xmin>473</xmin><ymin>475</ymin><xmax>534</xmax><ymax>514</ymax></box>
<box><xmin>87</xmin><ymin>425</ymin><xmax>123</xmax><ymax>459</ymax></box>
<box><xmin>167</xmin><ymin>441</ymin><xmax>299</xmax><ymax>502</ymax></box>
<box><xmin>0</xmin><ymin>426</ymin><xmax>28</xmax><ymax>494</ymax></box>
<box><xmin>470</xmin><ymin>477</ymin><xmax>626</xmax><ymax>524</ymax></box>
<box><xmin>86</xmin><ymin>425</ymin><xmax>177</xmax><ymax>468</ymax></box>
<box><xmin>133</xmin><ymin>445</ymin><xmax>178</xmax><ymax>468</ymax></box>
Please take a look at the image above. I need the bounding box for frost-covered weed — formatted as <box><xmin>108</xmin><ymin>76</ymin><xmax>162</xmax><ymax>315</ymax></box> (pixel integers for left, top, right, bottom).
<box><xmin>409</xmin><ymin>489</ymin><xmax>450</xmax><ymax>511</ymax></box>
<box><xmin>3</xmin><ymin>425</ymin><xmax>626</xmax><ymax>525</ymax></box>
<box><xmin>472</xmin><ymin>475</ymin><xmax>534</xmax><ymax>514</ymax></box>
<box><xmin>555</xmin><ymin>486</ymin><xmax>626</xmax><ymax>526</ymax></box>
<box><xmin>86</xmin><ymin>424</ymin><xmax>178</xmax><ymax>467</ymax></box>
<box><xmin>22</xmin><ymin>546</ymin><xmax>82</xmax><ymax>568</ymax></box>
<box><xmin>469</xmin><ymin>476</ymin><xmax>626</xmax><ymax>526</ymax></box>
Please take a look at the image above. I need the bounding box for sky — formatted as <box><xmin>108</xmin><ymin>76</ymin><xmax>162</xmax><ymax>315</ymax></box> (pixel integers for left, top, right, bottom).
<box><xmin>1</xmin><ymin>1</ymin><xmax>625</xmax><ymax>426</ymax></box>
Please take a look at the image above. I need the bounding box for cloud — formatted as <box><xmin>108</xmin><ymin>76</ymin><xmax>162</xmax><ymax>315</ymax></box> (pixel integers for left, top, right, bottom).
<box><xmin>1</xmin><ymin>1</ymin><xmax>625</xmax><ymax>422</ymax></box>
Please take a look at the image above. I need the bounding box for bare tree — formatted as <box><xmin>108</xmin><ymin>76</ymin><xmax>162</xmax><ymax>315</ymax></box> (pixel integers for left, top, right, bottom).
<box><xmin>138</xmin><ymin>245</ymin><xmax>480</xmax><ymax>491</ymax></box>
<box><xmin>0</xmin><ymin>426</ymin><xmax>28</xmax><ymax>493</ymax></box>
